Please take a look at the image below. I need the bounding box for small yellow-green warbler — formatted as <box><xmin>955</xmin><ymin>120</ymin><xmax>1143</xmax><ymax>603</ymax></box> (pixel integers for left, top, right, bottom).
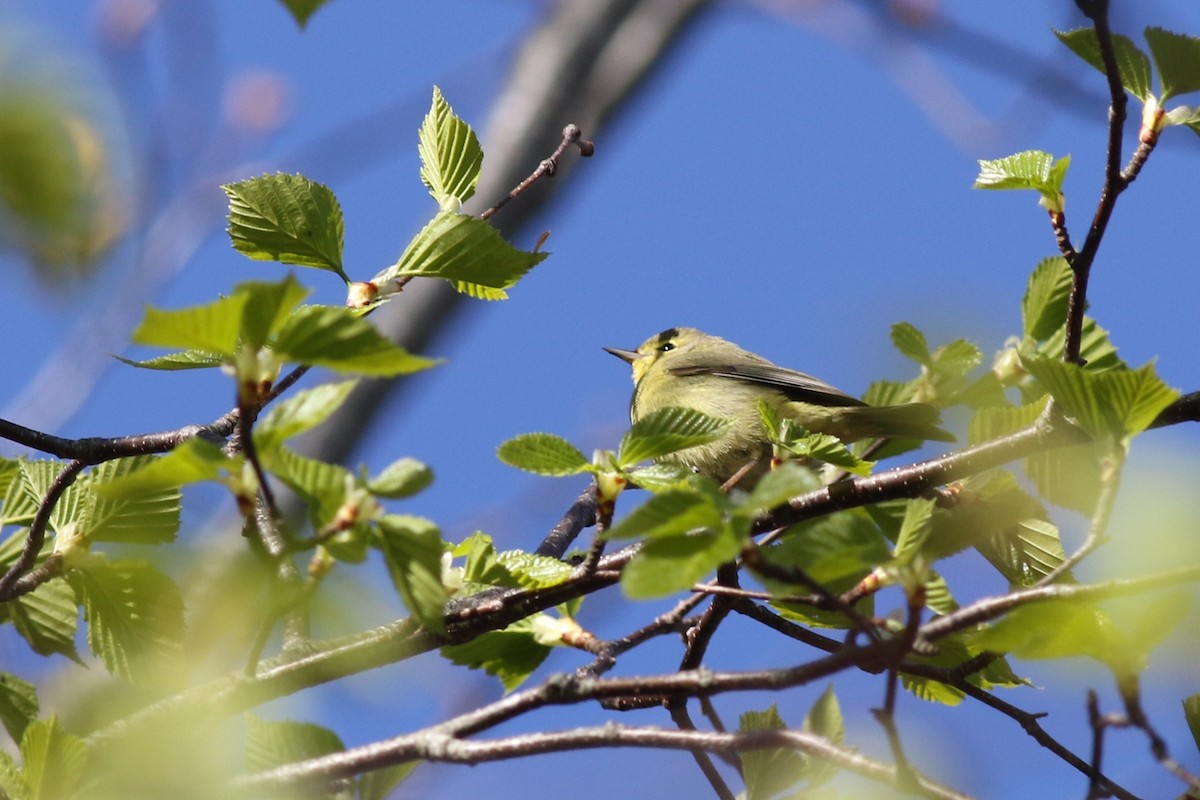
<box><xmin>606</xmin><ymin>327</ymin><xmax>953</xmax><ymax>486</ymax></box>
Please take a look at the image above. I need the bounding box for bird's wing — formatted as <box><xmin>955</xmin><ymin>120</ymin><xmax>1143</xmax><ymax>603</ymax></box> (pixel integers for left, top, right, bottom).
<box><xmin>667</xmin><ymin>362</ymin><xmax>868</xmax><ymax>407</ymax></box>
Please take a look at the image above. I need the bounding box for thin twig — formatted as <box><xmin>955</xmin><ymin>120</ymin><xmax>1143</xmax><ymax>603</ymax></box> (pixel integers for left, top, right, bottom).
<box><xmin>480</xmin><ymin>124</ymin><xmax>594</xmax><ymax>221</ymax></box>
<box><xmin>0</xmin><ymin>459</ymin><xmax>85</xmax><ymax>599</ymax></box>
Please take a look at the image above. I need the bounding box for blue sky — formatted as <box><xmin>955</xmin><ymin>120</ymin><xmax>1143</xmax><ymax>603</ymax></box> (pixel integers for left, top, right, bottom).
<box><xmin>1</xmin><ymin>2</ymin><xmax>1199</xmax><ymax>798</ymax></box>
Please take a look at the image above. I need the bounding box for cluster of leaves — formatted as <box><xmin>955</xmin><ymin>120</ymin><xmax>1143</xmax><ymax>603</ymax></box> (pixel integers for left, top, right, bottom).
<box><xmin>0</xmin><ymin>87</ymin><xmax>556</xmax><ymax>798</ymax></box>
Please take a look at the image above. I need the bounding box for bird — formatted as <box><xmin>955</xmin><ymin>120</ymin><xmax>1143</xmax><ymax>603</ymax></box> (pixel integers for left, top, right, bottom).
<box><xmin>606</xmin><ymin>327</ymin><xmax>954</xmax><ymax>487</ymax></box>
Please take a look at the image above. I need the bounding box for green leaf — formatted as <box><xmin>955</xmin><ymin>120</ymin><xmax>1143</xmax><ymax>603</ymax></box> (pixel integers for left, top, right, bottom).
<box><xmin>1143</xmin><ymin>27</ymin><xmax>1200</xmax><ymax>101</ymax></box>
<box><xmin>736</xmin><ymin>462</ymin><xmax>822</xmax><ymax>520</ymax></box>
<box><xmin>974</xmin><ymin>148</ymin><xmax>1070</xmax><ymax>208</ymax></box>
<box><xmin>381</xmin><ymin>211</ymin><xmax>547</xmax><ymax>299</ymax></box>
<box><xmin>893</xmin><ymin>497</ymin><xmax>937</xmax><ymax>562</ymax></box>
<box><xmin>604</xmin><ymin>489</ymin><xmax>723</xmax><ymax>541</ymax></box>
<box><xmin>618</xmin><ymin>406</ymin><xmax>732</xmax><ymax>467</ymax></box>
<box><xmin>932</xmin><ymin>339</ymin><xmax>983</xmax><ymax>377</ymax></box>
<box><xmin>970</xmin><ymin>599</ymin><xmax>1116</xmax><ymax>662</ymax></box>
<box><xmin>92</xmin><ymin>439</ymin><xmax>235</xmax><ymax>497</ymax></box>
<box><xmin>1034</xmin><ymin>315</ymin><xmax>1123</xmax><ymax>373</ymax></box>
<box><xmin>495</xmin><ymin>550</ymin><xmax>573</xmax><ymax>589</ymax></box>
<box><xmin>771</xmin><ymin>424</ymin><xmax>874</xmax><ymax>477</ymax></box>
<box><xmin>974</xmin><ymin>150</ymin><xmax>1070</xmax><ymax>211</ymax></box>
<box><xmin>115</xmin><ymin>350</ymin><xmax>226</xmax><ymax>371</ymax></box>
<box><xmin>223</xmin><ymin>173</ymin><xmax>346</xmax><ymax>279</ymax></box>
<box><xmin>276</xmin><ymin>0</ymin><xmax>330</xmax><ymax>27</ymax></box>
<box><xmin>68</xmin><ymin>558</ymin><xmax>185</xmax><ymax>684</ymax></box>
<box><xmin>739</xmin><ymin>705</ymin><xmax>807</xmax><ymax>800</ymax></box>
<box><xmin>1184</xmin><ymin>693</ymin><xmax>1200</xmax><ymax>756</ymax></box>
<box><xmin>130</xmin><ymin>293</ymin><xmax>248</xmax><ymax>357</ymax></box>
<box><xmin>272</xmin><ymin>305</ymin><xmax>440</xmax><ymax>376</ymax></box>
<box><xmin>1054</xmin><ymin>28</ymin><xmax>1153</xmax><ymax>101</ymax></box>
<box><xmin>254</xmin><ymin>380</ymin><xmax>358</xmax><ymax>455</ymax></box>
<box><xmin>1022</xmin><ymin>357</ymin><xmax>1179</xmax><ymax>442</ymax></box>
<box><xmin>621</xmin><ymin>524</ymin><xmax>743</xmax><ymax>599</ymax></box>
<box><xmin>375</xmin><ymin>515</ymin><xmax>448</xmax><ymax>633</ymax></box>
<box><xmin>419</xmin><ymin>87</ymin><xmax>483</xmax><ymax>210</ymax></box>
<box><xmin>268</xmin><ymin>447</ymin><xmax>354</xmax><ymax>534</ymax></box>
<box><xmin>0</xmin><ymin>673</ymin><xmax>38</xmax><ymax>745</ymax></box>
<box><xmin>18</xmin><ymin>460</ymin><xmax>85</xmax><ymax>535</ymax></box>
<box><xmin>237</xmin><ymin>275</ymin><xmax>311</xmax><ymax>349</ymax></box>
<box><xmin>81</xmin><ymin>457</ymin><xmax>181</xmax><ymax>544</ymax></box>
<box><xmin>441</xmin><ymin>617</ymin><xmax>551</xmax><ymax>691</ymax></box>
<box><xmin>890</xmin><ymin>322</ymin><xmax>931</xmax><ymax>366</ymax></box>
<box><xmin>6</xmin><ymin>578</ymin><xmax>80</xmax><ymax>661</ymax></box>
<box><xmin>802</xmin><ymin>684</ymin><xmax>845</xmax><ymax>786</ymax></box>
<box><xmin>496</xmin><ymin>433</ymin><xmax>590</xmax><ymax>476</ymax></box>
<box><xmin>1023</xmin><ymin>256</ymin><xmax>1073</xmax><ymax>341</ymax></box>
<box><xmin>244</xmin><ymin>715</ymin><xmax>344</xmax><ymax>773</ymax></box>
<box><xmin>367</xmin><ymin>458</ymin><xmax>434</xmax><ymax>499</ymax></box>
<box><xmin>18</xmin><ymin>716</ymin><xmax>88</xmax><ymax>800</ymax></box>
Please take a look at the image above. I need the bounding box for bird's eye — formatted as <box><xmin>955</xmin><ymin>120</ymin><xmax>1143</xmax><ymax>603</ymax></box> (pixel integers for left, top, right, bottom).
<box><xmin>659</xmin><ymin>342</ymin><xmax>675</xmax><ymax>353</ymax></box>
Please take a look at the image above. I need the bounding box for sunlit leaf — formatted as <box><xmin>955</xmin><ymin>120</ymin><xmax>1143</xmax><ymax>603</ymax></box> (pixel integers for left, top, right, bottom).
<box><xmin>1054</xmin><ymin>28</ymin><xmax>1153</xmax><ymax>101</ymax></box>
<box><xmin>130</xmin><ymin>293</ymin><xmax>247</xmax><ymax>357</ymax></box>
<box><xmin>1023</xmin><ymin>256</ymin><xmax>1073</xmax><ymax>341</ymax></box>
<box><xmin>1144</xmin><ymin>27</ymin><xmax>1200</xmax><ymax>101</ymax></box>
<box><xmin>367</xmin><ymin>458</ymin><xmax>434</xmax><ymax>499</ymax></box>
<box><xmin>244</xmin><ymin>715</ymin><xmax>344</xmax><ymax>773</ymax></box>
<box><xmin>375</xmin><ymin>515</ymin><xmax>448</xmax><ymax>633</ymax></box>
<box><xmin>381</xmin><ymin>211</ymin><xmax>546</xmax><ymax>299</ymax></box>
<box><xmin>621</xmin><ymin>524</ymin><xmax>742</xmax><ymax>599</ymax></box>
<box><xmin>740</xmin><ymin>705</ymin><xmax>806</xmax><ymax>800</ymax></box>
<box><xmin>0</xmin><ymin>673</ymin><xmax>38</xmax><ymax>745</ymax></box>
<box><xmin>272</xmin><ymin>305</ymin><xmax>440</xmax><ymax>376</ymax></box>
<box><xmin>418</xmin><ymin>87</ymin><xmax>483</xmax><ymax>210</ymax></box>
<box><xmin>441</xmin><ymin>617</ymin><xmax>551</xmax><ymax>692</ymax></box>
<box><xmin>618</xmin><ymin>406</ymin><xmax>732</xmax><ymax>467</ymax></box>
<box><xmin>254</xmin><ymin>380</ymin><xmax>358</xmax><ymax>455</ymax></box>
<box><xmin>223</xmin><ymin>173</ymin><xmax>346</xmax><ymax>279</ymax></box>
<box><xmin>496</xmin><ymin>433</ymin><xmax>590</xmax><ymax>476</ymax></box>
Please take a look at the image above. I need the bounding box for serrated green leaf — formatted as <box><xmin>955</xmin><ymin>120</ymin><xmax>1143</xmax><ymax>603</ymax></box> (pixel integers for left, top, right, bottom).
<box><xmin>862</xmin><ymin>378</ymin><xmax>918</xmax><ymax>408</ymax></box>
<box><xmin>773</xmin><ymin>426</ymin><xmax>874</xmax><ymax>477</ymax></box>
<box><xmin>802</xmin><ymin>684</ymin><xmax>845</xmax><ymax>786</ymax></box>
<box><xmin>367</xmin><ymin>457</ymin><xmax>434</xmax><ymax>499</ymax></box>
<box><xmin>1054</xmin><ymin>28</ymin><xmax>1153</xmax><ymax>101</ymax></box>
<box><xmin>419</xmin><ymin>87</ymin><xmax>483</xmax><ymax>210</ymax></box>
<box><xmin>970</xmin><ymin>599</ymin><xmax>1115</xmax><ymax>662</ymax></box>
<box><xmin>893</xmin><ymin>497</ymin><xmax>936</xmax><ymax>562</ymax></box>
<box><xmin>625</xmin><ymin>462</ymin><xmax>694</xmax><ymax>491</ymax></box>
<box><xmin>223</xmin><ymin>173</ymin><xmax>346</xmax><ymax>278</ymax></box>
<box><xmin>737</xmin><ymin>462</ymin><xmax>821</xmax><ymax>520</ymax></box>
<box><xmin>375</xmin><ymin>515</ymin><xmax>447</xmax><ymax>633</ymax></box>
<box><xmin>923</xmin><ymin>572</ymin><xmax>959</xmax><ymax>615</ymax></box>
<box><xmin>496</xmin><ymin>433</ymin><xmax>589</xmax><ymax>476</ymax></box>
<box><xmin>237</xmin><ymin>275</ymin><xmax>311</xmax><ymax>349</ymax></box>
<box><xmin>1023</xmin><ymin>256</ymin><xmax>1073</xmax><ymax>341</ymax></box>
<box><xmin>254</xmin><ymin>380</ymin><xmax>358</xmax><ymax>455</ymax></box>
<box><xmin>604</xmin><ymin>489</ymin><xmax>723</xmax><ymax>541</ymax></box>
<box><xmin>82</xmin><ymin>458</ymin><xmax>180</xmax><ymax>544</ymax></box>
<box><xmin>268</xmin><ymin>447</ymin><xmax>354</xmax><ymax>534</ymax></box>
<box><xmin>618</xmin><ymin>406</ymin><xmax>732</xmax><ymax>467</ymax></box>
<box><xmin>740</xmin><ymin>705</ymin><xmax>807</xmax><ymax>800</ymax></box>
<box><xmin>621</xmin><ymin>524</ymin><xmax>743</xmax><ymax>599</ymax></box>
<box><xmin>381</xmin><ymin>212</ymin><xmax>547</xmax><ymax>298</ymax></box>
<box><xmin>1144</xmin><ymin>27</ymin><xmax>1200</xmax><ymax>101</ymax></box>
<box><xmin>932</xmin><ymin>339</ymin><xmax>983</xmax><ymax>377</ymax></box>
<box><xmin>244</xmin><ymin>715</ymin><xmax>344</xmax><ymax>774</ymax></box>
<box><xmin>974</xmin><ymin>151</ymin><xmax>1070</xmax><ymax>210</ymax></box>
<box><xmin>18</xmin><ymin>460</ymin><xmax>85</xmax><ymax>535</ymax></box>
<box><xmin>0</xmin><ymin>673</ymin><xmax>38</xmax><ymax>744</ymax></box>
<box><xmin>1183</xmin><ymin>694</ymin><xmax>1200</xmax><ymax>756</ymax></box>
<box><xmin>68</xmin><ymin>558</ymin><xmax>185</xmax><ymax>684</ymax></box>
<box><xmin>92</xmin><ymin>440</ymin><xmax>235</xmax><ymax>498</ymax></box>
<box><xmin>276</xmin><ymin>0</ymin><xmax>329</xmax><ymax>27</ymax></box>
<box><xmin>130</xmin><ymin>293</ymin><xmax>247</xmax><ymax>357</ymax></box>
<box><xmin>891</xmin><ymin>322</ymin><xmax>931</xmax><ymax>366</ymax></box>
<box><xmin>495</xmin><ymin>550</ymin><xmax>573</xmax><ymax>589</ymax></box>
<box><xmin>7</xmin><ymin>578</ymin><xmax>80</xmax><ymax>662</ymax></box>
<box><xmin>19</xmin><ymin>716</ymin><xmax>88</xmax><ymax>800</ymax></box>
<box><xmin>1023</xmin><ymin>357</ymin><xmax>1179</xmax><ymax>442</ymax></box>
<box><xmin>114</xmin><ymin>350</ymin><xmax>226</xmax><ymax>370</ymax></box>
<box><xmin>272</xmin><ymin>305</ymin><xmax>440</xmax><ymax>376</ymax></box>
<box><xmin>1025</xmin><ymin>441</ymin><xmax>1103</xmax><ymax>514</ymax></box>
<box><xmin>441</xmin><ymin>617</ymin><xmax>550</xmax><ymax>691</ymax></box>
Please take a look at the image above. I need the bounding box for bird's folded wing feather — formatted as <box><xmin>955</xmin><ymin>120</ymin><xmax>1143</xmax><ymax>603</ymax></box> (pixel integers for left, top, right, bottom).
<box><xmin>667</xmin><ymin>363</ymin><xmax>867</xmax><ymax>407</ymax></box>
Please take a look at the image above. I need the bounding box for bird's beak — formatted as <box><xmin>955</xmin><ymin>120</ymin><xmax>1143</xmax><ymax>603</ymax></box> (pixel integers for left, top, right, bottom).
<box><xmin>603</xmin><ymin>346</ymin><xmax>641</xmax><ymax>364</ymax></box>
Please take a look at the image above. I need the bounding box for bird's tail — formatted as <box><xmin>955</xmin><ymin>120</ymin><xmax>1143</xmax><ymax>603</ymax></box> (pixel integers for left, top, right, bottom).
<box><xmin>857</xmin><ymin>403</ymin><xmax>955</xmax><ymax>443</ymax></box>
